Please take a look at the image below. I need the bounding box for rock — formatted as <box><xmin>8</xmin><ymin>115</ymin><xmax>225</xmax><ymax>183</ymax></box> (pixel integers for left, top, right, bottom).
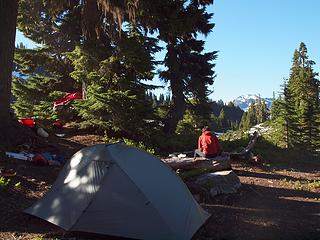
<box><xmin>37</xmin><ymin>127</ymin><xmax>49</xmax><ymax>138</ymax></box>
<box><xmin>195</xmin><ymin>170</ymin><xmax>241</xmax><ymax>197</ymax></box>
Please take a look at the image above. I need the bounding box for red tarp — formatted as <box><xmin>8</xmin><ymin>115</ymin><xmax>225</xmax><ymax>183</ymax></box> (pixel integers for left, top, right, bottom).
<box><xmin>18</xmin><ymin>118</ymin><xmax>36</xmax><ymax>128</ymax></box>
<box><xmin>53</xmin><ymin>92</ymin><xmax>82</xmax><ymax>109</ymax></box>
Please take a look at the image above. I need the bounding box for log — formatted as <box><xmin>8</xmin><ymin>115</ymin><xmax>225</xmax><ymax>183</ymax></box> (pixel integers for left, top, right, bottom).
<box><xmin>163</xmin><ymin>131</ymin><xmax>259</xmax><ymax>170</ymax></box>
<box><xmin>229</xmin><ymin>131</ymin><xmax>259</xmax><ymax>161</ymax></box>
<box><xmin>162</xmin><ymin>155</ymin><xmax>231</xmax><ymax>171</ymax></box>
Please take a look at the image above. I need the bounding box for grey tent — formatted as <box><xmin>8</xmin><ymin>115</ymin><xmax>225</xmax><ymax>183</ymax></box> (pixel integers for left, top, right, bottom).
<box><xmin>25</xmin><ymin>143</ymin><xmax>210</xmax><ymax>240</ymax></box>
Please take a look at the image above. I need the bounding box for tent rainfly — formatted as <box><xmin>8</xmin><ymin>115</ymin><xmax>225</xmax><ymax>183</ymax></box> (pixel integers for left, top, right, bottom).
<box><xmin>25</xmin><ymin>143</ymin><xmax>210</xmax><ymax>240</ymax></box>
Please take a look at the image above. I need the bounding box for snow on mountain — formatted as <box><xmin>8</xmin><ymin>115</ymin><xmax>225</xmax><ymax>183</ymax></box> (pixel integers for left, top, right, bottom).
<box><xmin>233</xmin><ymin>94</ymin><xmax>273</xmax><ymax>112</ymax></box>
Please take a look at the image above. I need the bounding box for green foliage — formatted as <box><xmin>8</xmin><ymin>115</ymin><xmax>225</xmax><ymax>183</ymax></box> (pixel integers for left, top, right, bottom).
<box><xmin>14</xmin><ymin>182</ymin><xmax>21</xmax><ymax>188</ymax></box>
<box><xmin>0</xmin><ymin>177</ymin><xmax>10</xmax><ymax>190</ymax></box>
<box><xmin>151</xmin><ymin>130</ymin><xmax>198</xmax><ymax>155</ymax></box>
<box><xmin>33</xmin><ymin>236</ymin><xmax>45</xmax><ymax>240</ymax></box>
<box><xmin>153</xmin><ymin>107</ymin><xmax>205</xmax><ymax>154</ymax></box>
<box><xmin>219</xmin><ymin>130</ymin><xmax>251</xmax><ymax>152</ymax></box>
<box><xmin>283</xmin><ymin>179</ymin><xmax>320</xmax><ymax>192</ymax></box>
<box><xmin>262</xmin><ymin>120</ymin><xmax>286</xmax><ymax>148</ymax></box>
<box><xmin>176</xmin><ymin>107</ymin><xmax>208</xmax><ymax>134</ymax></box>
<box><xmin>102</xmin><ymin>135</ymin><xmax>155</xmax><ymax>154</ymax></box>
<box><xmin>123</xmin><ymin>139</ymin><xmax>155</xmax><ymax>155</ymax></box>
<box><xmin>0</xmin><ymin>177</ymin><xmax>22</xmax><ymax>191</ymax></box>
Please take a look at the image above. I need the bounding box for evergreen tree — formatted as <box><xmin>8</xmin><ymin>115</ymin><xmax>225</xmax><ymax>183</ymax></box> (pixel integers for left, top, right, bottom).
<box><xmin>143</xmin><ymin>0</ymin><xmax>216</xmax><ymax>134</ymax></box>
<box><xmin>66</xmin><ymin>29</ymin><xmax>157</xmax><ymax>139</ymax></box>
<box><xmin>288</xmin><ymin>43</ymin><xmax>319</xmax><ymax>151</ymax></box>
<box><xmin>218</xmin><ymin>108</ymin><xmax>227</xmax><ymax>129</ymax></box>
<box><xmin>274</xmin><ymin>42</ymin><xmax>320</xmax><ymax>153</ymax></box>
<box><xmin>271</xmin><ymin>81</ymin><xmax>296</xmax><ymax>147</ymax></box>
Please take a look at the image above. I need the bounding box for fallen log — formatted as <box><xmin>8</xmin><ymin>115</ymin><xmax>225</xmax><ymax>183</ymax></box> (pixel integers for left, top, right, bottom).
<box><xmin>163</xmin><ymin>131</ymin><xmax>259</xmax><ymax>171</ymax></box>
<box><xmin>229</xmin><ymin>131</ymin><xmax>259</xmax><ymax>161</ymax></box>
<box><xmin>162</xmin><ymin>155</ymin><xmax>231</xmax><ymax>171</ymax></box>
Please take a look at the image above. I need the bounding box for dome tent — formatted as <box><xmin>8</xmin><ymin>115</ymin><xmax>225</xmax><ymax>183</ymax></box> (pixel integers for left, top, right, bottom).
<box><xmin>25</xmin><ymin>143</ymin><xmax>210</xmax><ymax>240</ymax></box>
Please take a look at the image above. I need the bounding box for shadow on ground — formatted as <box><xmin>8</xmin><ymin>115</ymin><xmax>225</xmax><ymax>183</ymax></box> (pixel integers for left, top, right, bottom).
<box><xmin>195</xmin><ymin>182</ymin><xmax>320</xmax><ymax>240</ymax></box>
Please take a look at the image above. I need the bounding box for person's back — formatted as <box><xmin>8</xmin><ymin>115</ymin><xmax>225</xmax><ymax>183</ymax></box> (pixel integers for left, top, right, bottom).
<box><xmin>195</xmin><ymin>127</ymin><xmax>222</xmax><ymax>159</ymax></box>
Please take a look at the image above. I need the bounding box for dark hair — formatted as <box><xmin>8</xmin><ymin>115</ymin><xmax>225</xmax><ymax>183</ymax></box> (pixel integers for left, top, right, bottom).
<box><xmin>202</xmin><ymin>126</ymin><xmax>211</xmax><ymax>132</ymax></box>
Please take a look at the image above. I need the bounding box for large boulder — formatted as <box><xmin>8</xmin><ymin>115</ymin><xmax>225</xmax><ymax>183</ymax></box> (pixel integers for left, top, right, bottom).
<box><xmin>195</xmin><ymin>170</ymin><xmax>241</xmax><ymax>197</ymax></box>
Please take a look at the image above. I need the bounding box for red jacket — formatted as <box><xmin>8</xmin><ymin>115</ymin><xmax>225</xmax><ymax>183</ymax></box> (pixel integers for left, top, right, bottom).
<box><xmin>198</xmin><ymin>131</ymin><xmax>221</xmax><ymax>155</ymax></box>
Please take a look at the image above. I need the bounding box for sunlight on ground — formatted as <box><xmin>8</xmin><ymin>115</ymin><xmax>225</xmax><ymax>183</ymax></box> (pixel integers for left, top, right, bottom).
<box><xmin>205</xmin><ymin>204</ymin><xmax>264</xmax><ymax>212</ymax></box>
<box><xmin>242</xmin><ymin>219</ymin><xmax>278</xmax><ymax>228</ymax></box>
<box><xmin>278</xmin><ymin>196</ymin><xmax>319</xmax><ymax>203</ymax></box>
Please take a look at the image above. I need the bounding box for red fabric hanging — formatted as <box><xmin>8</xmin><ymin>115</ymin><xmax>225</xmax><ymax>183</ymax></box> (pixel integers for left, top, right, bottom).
<box><xmin>18</xmin><ymin>118</ymin><xmax>36</xmax><ymax>128</ymax></box>
<box><xmin>53</xmin><ymin>92</ymin><xmax>82</xmax><ymax>108</ymax></box>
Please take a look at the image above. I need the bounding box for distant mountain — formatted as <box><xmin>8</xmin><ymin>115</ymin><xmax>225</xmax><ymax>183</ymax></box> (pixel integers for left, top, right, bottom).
<box><xmin>233</xmin><ymin>94</ymin><xmax>273</xmax><ymax>112</ymax></box>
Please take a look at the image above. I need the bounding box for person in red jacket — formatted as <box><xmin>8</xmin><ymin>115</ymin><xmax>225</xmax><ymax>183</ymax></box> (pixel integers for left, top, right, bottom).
<box><xmin>194</xmin><ymin>126</ymin><xmax>222</xmax><ymax>160</ymax></box>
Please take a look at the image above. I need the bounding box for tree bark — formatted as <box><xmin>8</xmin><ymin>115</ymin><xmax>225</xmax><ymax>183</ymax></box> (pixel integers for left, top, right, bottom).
<box><xmin>0</xmin><ymin>0</ymin><xmax>18</xmax><ymax>148</ymax></box>
<box><xmin>163</xmin><ymin>42</ymin><xmax>186</xmax><ymax>135</ymax></box>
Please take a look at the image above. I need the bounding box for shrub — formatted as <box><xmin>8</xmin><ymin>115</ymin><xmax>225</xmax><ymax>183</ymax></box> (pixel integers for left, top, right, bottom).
<box><xmin>151</xmin><ymin>131</ymin><xmax>198</xmax><ymax>156</ymax></box>
<box><xmin>103</xmin><ymin>135</ymin><xmax>155</xmax><ymax>155</ymax></box>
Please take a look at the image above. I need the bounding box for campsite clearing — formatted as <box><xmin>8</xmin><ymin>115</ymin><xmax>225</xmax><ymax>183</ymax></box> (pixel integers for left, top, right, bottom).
<box><xmin>0</xmin><ymin>132</ymin><xmax>319</xmax><ymax>240</ymax></box>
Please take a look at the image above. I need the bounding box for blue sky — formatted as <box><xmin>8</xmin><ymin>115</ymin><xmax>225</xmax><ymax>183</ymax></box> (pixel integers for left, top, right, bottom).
<box><xmin>205</xmin><ymin>0</ymin><xmax>320</xmax><ymax>102</ymax></box>
<box><xmin>16</xmin><ymin>31</ymin><xmax>37</xmax><ymax>49</ymax></box>
<box><xmin>15</xmin><ymin>0</ymin><xmax>320</xmax><ymax>102</ymax></box>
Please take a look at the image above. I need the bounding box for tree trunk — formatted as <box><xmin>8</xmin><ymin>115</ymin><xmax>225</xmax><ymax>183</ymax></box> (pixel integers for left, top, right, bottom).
<box><xmin>82</xmin><ymin>0</ymin><xmax>100</xmax><ymax>43</ymax></box>
<box><xmin>0</xmin><ymin>0</ymin><xmax>18</xmax><ymax>148</ymax></box>
<box><xmin>163</xmin><ymin>42</ymin><xmax>186</xmax><ymax>135</ymax></box>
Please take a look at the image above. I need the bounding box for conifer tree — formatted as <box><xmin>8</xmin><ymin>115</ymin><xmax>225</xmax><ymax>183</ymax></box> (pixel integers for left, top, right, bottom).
<box><xmin>66</xmin><ymin>28</ymin><xmax>158</xmax><ymax>139</ymax></box>
<box><xmin>142</xmin><ymin>0</ymin><xmax>216</xmax><ymax>134</ymax></box>
<box><xmin>218</xmin><ymin>108</ymin><xmax>227</xmax><ymax>129</ymax></box>
<box><xmin>274</xmin><ymin>42</ymin><xmax>320</xmax><ymax>153</ymax></box>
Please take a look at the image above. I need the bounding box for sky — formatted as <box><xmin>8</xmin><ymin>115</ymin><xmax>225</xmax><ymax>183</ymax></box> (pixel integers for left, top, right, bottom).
<box><xmin>205</xmin><ymin>0</ymin><xmax>320</xmax><ymax>102</ymax></box>
<box><xmin>15</xmin><ymin>0</ymin><xmax>320</xmax><ymax>103</ymax></box>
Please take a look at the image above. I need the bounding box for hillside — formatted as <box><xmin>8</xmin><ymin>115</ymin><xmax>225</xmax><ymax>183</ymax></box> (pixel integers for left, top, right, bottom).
<box><xmin>210</xmin><ymin>101</ymin><xmax>244</xmax><ymax>122</ymax></box>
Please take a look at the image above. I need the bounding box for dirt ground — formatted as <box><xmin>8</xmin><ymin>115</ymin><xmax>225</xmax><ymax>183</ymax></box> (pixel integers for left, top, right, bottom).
<box><xmin>0</xmin><ymin>130</ymin><xmax>319</xmax><ymax>240</ymax></box>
